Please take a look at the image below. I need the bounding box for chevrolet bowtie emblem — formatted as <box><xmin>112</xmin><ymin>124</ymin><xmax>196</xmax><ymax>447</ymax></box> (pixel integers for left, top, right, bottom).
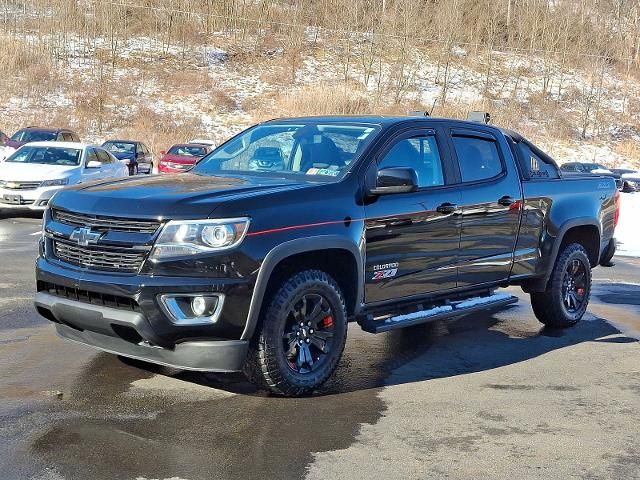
<box><xmin>69</xmin><ymin>227</ymin><xmax>102</xmax><ymax>246</ymax></box>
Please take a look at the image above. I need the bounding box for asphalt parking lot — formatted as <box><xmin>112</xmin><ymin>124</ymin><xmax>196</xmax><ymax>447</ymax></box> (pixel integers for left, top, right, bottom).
<box><xmin>1</xmin><ymin>211</ymin><xmax>639</xmax><ymax>480</ymax></box>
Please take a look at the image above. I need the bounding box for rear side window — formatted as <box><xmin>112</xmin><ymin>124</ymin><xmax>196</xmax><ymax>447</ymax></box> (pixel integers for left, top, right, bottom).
<box><xmin>452</xmin><ymin>135</ymin><xmax>503</xmax><ymax>182</ymax></box>
<box><xmin>378</xmin><ymin>135</ymin><xmax>444</xmax><ymax>188</ymax></box>
<box><xmin>516</xmin><ymin>142</ymin><xmax>559</xmax><ymax>180</ymax></box>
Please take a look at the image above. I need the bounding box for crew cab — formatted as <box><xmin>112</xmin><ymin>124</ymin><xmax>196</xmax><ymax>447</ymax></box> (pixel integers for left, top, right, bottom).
<box><xmin>34</xmin><ymin>116</ymin><xmax>618</xmax><ymax>396</ymax></box>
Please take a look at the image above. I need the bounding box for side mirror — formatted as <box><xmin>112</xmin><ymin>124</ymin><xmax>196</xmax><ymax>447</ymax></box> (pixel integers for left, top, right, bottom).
<box><xmin>86</xmin><ymin>160</ymin><xmax>102</xmax><ymax>169</ymax></box>
<box><xmin>370</xmin><ymin>167</ymin><xmax>418</xmax><ymax>195</ymax></box>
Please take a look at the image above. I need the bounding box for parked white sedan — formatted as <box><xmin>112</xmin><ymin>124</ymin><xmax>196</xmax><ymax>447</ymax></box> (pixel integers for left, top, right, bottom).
<box><xmin>0</xmin><ymin>142</ymin><xmax>129</xmax><ymax>211</ymax></box>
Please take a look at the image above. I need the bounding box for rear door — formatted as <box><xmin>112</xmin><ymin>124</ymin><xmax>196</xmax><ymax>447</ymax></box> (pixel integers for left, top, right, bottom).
<box><xmin>364</xmin><ymin>127</ymin><xmax>461</xmax><ymax>304</ymax></box>
<box><xmin>448</xmin><ymin>128</ymin><xmax>522</xmax><ymax>287</ymax></box>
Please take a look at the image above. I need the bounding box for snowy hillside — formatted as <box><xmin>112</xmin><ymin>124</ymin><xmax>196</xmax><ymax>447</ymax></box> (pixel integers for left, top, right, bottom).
<box><xmin>1</xmin><ymin>1</ymin><xmax>640</xmax><ymax>169</ymax></box>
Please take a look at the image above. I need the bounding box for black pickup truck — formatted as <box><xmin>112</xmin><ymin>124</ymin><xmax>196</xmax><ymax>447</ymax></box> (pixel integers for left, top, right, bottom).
<box><xmin>34</xmin><ymin>116</ymin><xmax>619</xmax><ymax>396</ymax></box>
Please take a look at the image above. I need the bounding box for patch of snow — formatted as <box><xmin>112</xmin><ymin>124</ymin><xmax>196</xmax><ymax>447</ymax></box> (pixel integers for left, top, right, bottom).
<box><xmin>454</xmin><ymin>293</ymin><xmax>514</xmax><ymax>309</ymax></box>
<box><xmin>615</xmin><ymin>192</ymin><xmax>640</xmax><ymax>257</ymax></box>
<box><xmin>385</xmin><ymin>305</ymin><xmax>453</xmax><ymax>324</ymax></box>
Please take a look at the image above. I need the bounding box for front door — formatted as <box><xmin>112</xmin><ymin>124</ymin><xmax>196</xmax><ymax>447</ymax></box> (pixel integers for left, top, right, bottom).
<box><xmin>448</xmin><ymin>128</ymin><xmax>522</xmax><ymax>287</ymax></box>
<box><xmin>364</xmin><ymin>129</ymin><xmax>461</xmax><ymax>304</ymax></box>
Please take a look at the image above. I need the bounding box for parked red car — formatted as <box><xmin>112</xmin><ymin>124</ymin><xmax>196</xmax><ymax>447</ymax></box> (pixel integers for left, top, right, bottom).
<box><xmin>158</xmin><ymin>143</ymin><xmax>213</xmax><ymax>173</ymax></box>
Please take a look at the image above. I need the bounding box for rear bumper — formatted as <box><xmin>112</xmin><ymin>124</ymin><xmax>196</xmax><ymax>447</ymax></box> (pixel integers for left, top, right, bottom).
<box><xmin>35</xmin><ymin>291</ymin><xmax>248</xmax><ymax>372</ymax></box>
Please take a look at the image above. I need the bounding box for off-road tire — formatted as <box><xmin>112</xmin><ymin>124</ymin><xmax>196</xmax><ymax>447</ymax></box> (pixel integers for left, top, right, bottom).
<box><xmin>243</xmin><ymin>270</ymin><xmax>348</xmax><ymax>397</ymax></box>
<box><xmin>531</xmin><ymin>243</ymin><xmax>592</xmax><ymax>328</ymax></box>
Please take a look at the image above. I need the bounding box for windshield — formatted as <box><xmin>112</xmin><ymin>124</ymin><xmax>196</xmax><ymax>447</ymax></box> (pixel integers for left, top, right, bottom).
<box><xmin>103</xmin><ymin>142</ymin><xmax>135</xmax><ymax>154</ymax></box>
<box><xmin>168</xmin><ymin>145</ymin><xmax>208</xmax><ymax>157</ymax></box>
<box><xmin>11</xmin><ymin>130</ymin><xmax>56</xmax><ymax>142</ymax></box>
<box><xmin>193</xmin><ymin>122</ymin><xmax>380</xmax><ymax>179</ymax></box>
<box><xmin>6</xmin><ymin>146</ymin><xmax>82</xmax><ymax>166</ymax></box>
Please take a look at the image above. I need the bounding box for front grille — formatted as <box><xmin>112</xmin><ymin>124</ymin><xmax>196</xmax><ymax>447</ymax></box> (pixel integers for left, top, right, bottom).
<box><xmin>1</xmin><ymin>181</ymin><xmax>42</xmax><ymax>190</ymax></box>
<box><xmin>53</xmin><ymin>238</ymin><xmax>148</xmax><ymax>272</ymax></box>
<box><xmin>52</xmin><ymin>209</ymin><xmax>160</xmax><ymax>234</ymax></box>
<box><xmin>37</xmin><ymin>280</ymin><xmax>140</xmax><ymax>311</ymax></box>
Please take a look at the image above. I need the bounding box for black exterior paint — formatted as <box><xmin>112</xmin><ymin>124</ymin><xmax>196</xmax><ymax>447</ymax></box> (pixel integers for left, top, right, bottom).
<box><xmin>35</xmin><ymin>116</ymin><xmax>618</xmax><ymax>358</ymax></box>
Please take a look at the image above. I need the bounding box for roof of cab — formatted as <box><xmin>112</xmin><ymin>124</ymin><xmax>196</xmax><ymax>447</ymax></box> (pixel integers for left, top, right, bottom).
<box><xmin>262</xmin><ymin>114</ymin><xmax>504</xmax><ymax>131</ymax></box>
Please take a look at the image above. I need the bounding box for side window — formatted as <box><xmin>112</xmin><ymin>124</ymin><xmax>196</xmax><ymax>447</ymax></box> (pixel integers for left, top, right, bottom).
<box><xmin>56</xmin><ymin>132</ymin><xmax>65</xmax><ymax>141</ymax></box>
<box><xmin>85</xmin><ymin>149</ymin><xmax>99</xmax><ymax>166</ymax></box>
<box><xmin>516</xmin><ymin>142</ymin><xmax>559</xmax><ymax>180</ymax></box>
<box><xmin>378</xmin><ymin>135</ymin><xmax>444</xmax><ymax>188</ymax></box>
<box><xmin>62</xmin><ymin>132</ymin><xmax>73</xmax><ymax>142</ymax></box>
<box><xmin>452</xmin><ymin>135</ymin><xmax>503</xmax><ymax>182</ymax></box>
<box><xmin>96</xmin><ymin>149</ymin><xmax>112</xmax><ymax>164</ymax></box>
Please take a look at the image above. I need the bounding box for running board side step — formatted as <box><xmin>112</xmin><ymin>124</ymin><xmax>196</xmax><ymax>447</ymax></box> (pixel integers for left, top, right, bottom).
<box><xmin>359</xmin><ymin>293</ymin><xmax>518</xmax><ymax>334</ymax></box>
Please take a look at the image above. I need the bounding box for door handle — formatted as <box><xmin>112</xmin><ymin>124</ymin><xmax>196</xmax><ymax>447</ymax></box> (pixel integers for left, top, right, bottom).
<box><xmin>385</xmin><ymin>219</ymin><xmax>413</xmax><ymax>228</ymax></box>
<box><xmin>436</xmin><ymin>202</ymin><xmax>457</xmax><ymax>214</ymax></box>
<box><xmin>498</xmin><ymin>196</ymin><xmax>515</xmax><ymax>206</ymax></box>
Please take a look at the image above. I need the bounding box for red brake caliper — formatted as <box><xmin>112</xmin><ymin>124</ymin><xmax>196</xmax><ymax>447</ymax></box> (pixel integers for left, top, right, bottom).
<box><xmin>322</xmin><ymin>315</ymin><xmax>334</xmax><ymax>328</ymax></box>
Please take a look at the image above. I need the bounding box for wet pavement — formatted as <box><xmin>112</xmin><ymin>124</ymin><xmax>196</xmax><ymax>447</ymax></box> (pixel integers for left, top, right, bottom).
<box><xmin>1</xmin><ymin>212</ymin><xmax>639</xmax><ymax>480</ymax></box>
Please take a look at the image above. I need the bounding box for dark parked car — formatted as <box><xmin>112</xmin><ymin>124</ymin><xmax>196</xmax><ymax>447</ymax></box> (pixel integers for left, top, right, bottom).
<box><xmin>102</xmin><ymin>140</ymin><xmax>153</xmax><ymax>175</ymax></box>
<box><xmin>158</xmin><ymin>143</ymin><xmax>213</xmax><ymax>174</ymax></box>
<box><xmin>35</xmin><ymin>116</ymin><xmax>619</xmax><ymax>396</ymax></box>
<box><xmin>7</xmin><ymin>127</ymin><xmax>80</xmax><ymax>149</ymax></box>
<box><xmin>560</xmin><ymin>161</ymin><xmax>623</xmax><ymax>190</ymax></box>
<box><xmin>611</xmin><ymin>168</ymin><xmax>640</xmax><ymax>192</ymax></box>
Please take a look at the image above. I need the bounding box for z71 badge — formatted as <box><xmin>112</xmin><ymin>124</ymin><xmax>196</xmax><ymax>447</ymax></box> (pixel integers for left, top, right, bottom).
<box><xmin>372</xmin><ymin>262</ymin><xmax>399</xmax><ymax>280</ymax></box>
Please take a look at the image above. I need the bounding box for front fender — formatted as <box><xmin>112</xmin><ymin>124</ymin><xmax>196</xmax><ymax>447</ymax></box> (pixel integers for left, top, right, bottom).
<box><xmin>240</xmin><ymin>235</ymin><xmax>364</xmax><ymax>341</ymax></box>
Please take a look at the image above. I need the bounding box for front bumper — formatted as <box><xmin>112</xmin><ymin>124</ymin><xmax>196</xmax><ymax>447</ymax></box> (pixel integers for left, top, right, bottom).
<box><xmin>0</xmin><ymin>186</ymin><xmax>61</xmax><ymax>210</ymax></box>
<box><xmin>35</xmin><ymin>292</ymin><xmax>248</xmax><ymax>371</ymax></box>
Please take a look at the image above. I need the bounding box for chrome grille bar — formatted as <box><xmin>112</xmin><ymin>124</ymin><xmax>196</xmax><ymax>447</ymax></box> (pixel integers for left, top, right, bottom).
<box><xmin>52</xmin><ymin>209</ymin><xmax>160</xmax><ymax>234</ymax></box>
<box><xmin>53</xmin><ymin>239</ymin><xmax>148</xmax><ymax>272</ymax></box>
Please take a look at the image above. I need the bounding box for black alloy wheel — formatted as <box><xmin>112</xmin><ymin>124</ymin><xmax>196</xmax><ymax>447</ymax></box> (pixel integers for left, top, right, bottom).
<box><xmin>282</xmin><ymin>293</ymin><xmax>336</xmax><ymax>374</ymax></box>
<box><xmin>562</xmin><ymin>258</ymin><xmax>588</xmax><ymax>313</ymax></box>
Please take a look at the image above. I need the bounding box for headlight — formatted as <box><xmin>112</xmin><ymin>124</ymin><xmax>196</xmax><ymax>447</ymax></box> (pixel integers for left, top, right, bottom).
<box><xmin>150</xmin><ymin>217</ymin><xmax>250</xmax><ymax>260</ymax></box>
<box><xmin>41</xmin><ymin>178</ymin><xmax>69</xmax><ymax>187</ymax></box>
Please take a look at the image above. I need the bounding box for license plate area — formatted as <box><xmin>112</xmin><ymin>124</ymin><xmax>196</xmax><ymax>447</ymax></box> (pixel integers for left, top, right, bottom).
<box><xmin>2</xmin><ymin>194</ymin><xmax>23</xmax><ymax>204</ymax></box>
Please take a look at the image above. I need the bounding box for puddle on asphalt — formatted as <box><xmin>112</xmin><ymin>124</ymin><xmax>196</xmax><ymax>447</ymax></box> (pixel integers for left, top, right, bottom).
<box><xmin>15</xmin><ymin>296</ymin><xmax>638</xmax><ymax>480</ymax></box>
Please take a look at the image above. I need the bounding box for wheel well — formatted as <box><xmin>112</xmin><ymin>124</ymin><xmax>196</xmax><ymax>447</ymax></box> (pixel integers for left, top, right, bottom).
<box><xmin>262</xmin><ymin>249</ymin><xmax>359</xmax><ymax>317</ymax></box>
<box><xmin>560</xmin><ymin>225</ymin><xmax>600</xmax><ymax>266</ymax></box>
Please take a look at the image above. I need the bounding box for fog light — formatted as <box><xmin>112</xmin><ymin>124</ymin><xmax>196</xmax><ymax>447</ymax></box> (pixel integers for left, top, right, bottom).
<box><xmin>159</xmin><ymin>293</ymin><xmax>224</xmax><ymax>325</ymax></box>
<box><xmin>191</xmin><ymin>296</ymin><xmax>207</xmax><ymax>316</ymax></box>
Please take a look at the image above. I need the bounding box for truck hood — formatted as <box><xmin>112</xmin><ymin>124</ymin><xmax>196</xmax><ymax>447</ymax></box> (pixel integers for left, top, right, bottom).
<box><xmin>50</xmin><ymin>172</ymin><xmax>313</xmax><ymax>218</ymax></box>
<box><xmin>0</xmin><ymin>162</ymin><xmax>79</xmax><ymax>181</ymax></box>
